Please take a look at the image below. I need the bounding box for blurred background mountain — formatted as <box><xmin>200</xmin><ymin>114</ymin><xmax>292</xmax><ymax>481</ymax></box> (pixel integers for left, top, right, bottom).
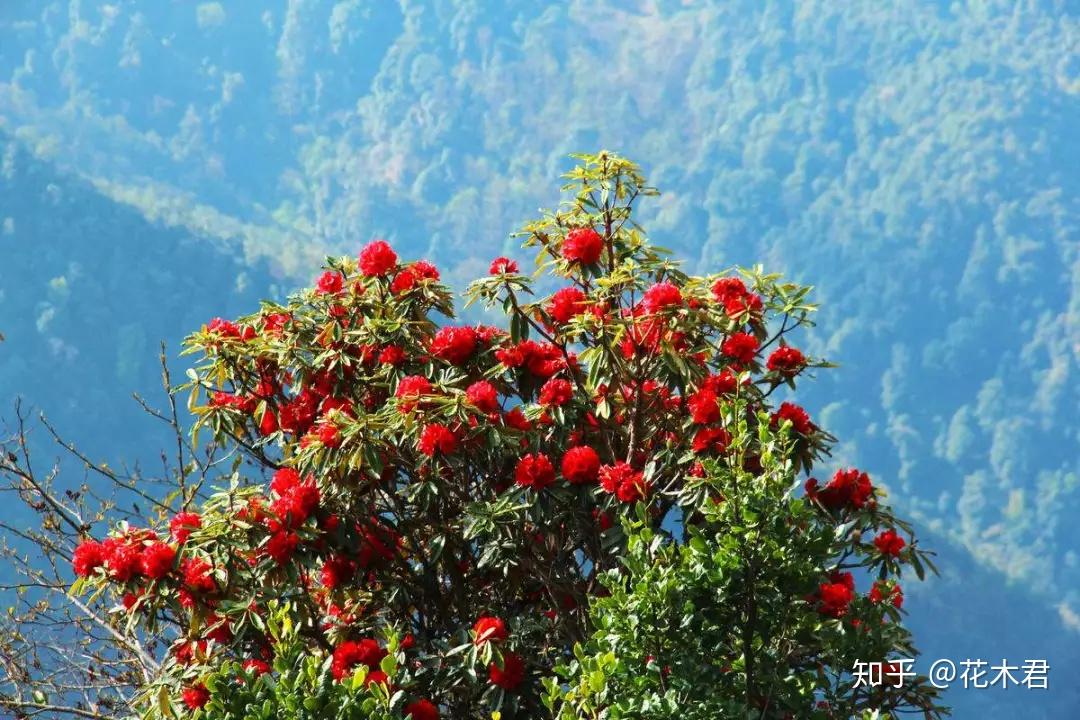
<box><xmin>1</xmin><ymin>1</ymin><xmax>1077</xmax><ymax>716</ymax></box>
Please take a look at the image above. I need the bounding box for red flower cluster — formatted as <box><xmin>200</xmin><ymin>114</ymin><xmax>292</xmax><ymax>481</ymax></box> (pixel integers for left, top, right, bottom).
<box><xmin>418</xmin><ymin>424</ymin><xmax>458</xmax><ymax>457</ymax></box>
<box><xmin>72</xmin><ymin>540</ymin><xmax>106</xmax><ymax>578</ymax></box>
<box><xmin>869</xmin><ymin>580</ymin><xmax>904</xmax><ymax>608</ymax></box>
<box><xmin>806</xmin><ymin>468</ymin><xmax>874</xmax><ymax>510</ymax></box>
<box><xmin>489</xmin><ymin>651</ymin><xmax>526</xmax><ymax>690</ymax></box>
<box><xmin>688</xmin><ymin>387</ymin><xmax>721</xmax><ymax>425</ymax></box>
<box><xmin>358</xmin><ymin>240</ymin><xmax>398</xmax><ymax>277</ymax></box>
<box><xmin>496</xmin><ymin>340</ymin><xmax>565</xmax><ymax>378</ymax></box>
<box><xmin>181</xmin><ymin>684</ymin><xmax>210</xmax><ymax>710</ymax></box>
<box><xmin>561</xmin><ymin>446</ymin><xmax>601</xmax><ymax>484</ymax></box>
<box><xmin>429</xmin><ymin>326</ymin><xmax>477</xmax><ymax>365</ymax></box>
<box><xmin>642</xmin><ymin>282</ymin><xmax>683</xmax><ymax>313</ymax></box>
<box><xmin>711</xmin><ymin>277</ymin><xmax>762</xmax><ymax>318</ymax></box>
<box><xmin>721</xmin><ymin>332</ymin><xmax>759</xmax><ymax>363</ymax></box>
<box><xmin>332</xmin><ymin>638</ymin><xmax>387</xmax><ymax>680</ymax></box>
<box><xmin>316</xmin><ymin>271</ymin><xmax>344</xmax><ymax>295</ymax></box>
<box><xmin>404</xmin><ymin>699</ymin><xmax>439</xmax><ymax>720</ymax></box>
<box><xmin>548</xmin><ymin>287</ymin><xmax>588</xmax><ymax>324</ymax></box>
<box><xmin>391</xmin><ymin>260</ymin><xmax>440</xmax><ymax>294</ymax></box>
<box><xmin>771</xmin><ymin>402</ymin><xmax>813</xmax><ymax>435</ymax></box>
<box><xmin>207</xmin><ymin>317</ymin><xmax>256</xmax><ymax>341</ymax></box>
<box><xmin>767</xmin><ymin>346</ymin><xmax>806</xmax><ymax>375</ymax></box>
<box><xmin>562</xmin><ymin>227</ymin><xmax>604</xmax><ymax>265</ymax></box>
<box><xmin>396</xmin><ymin>375</ymin><xmax>434</xmax><ymax>412</ymax></box>
<box><xmin>874</xmin><ymin>529</ymin><xmax>906</xmax><ymax>557</ymax></box>
<box><xmin>472</xmin><ymin>616</ymin><xmax>508</xmax><ymax>645</ymax></box>
<box><xmin>539</xmin><ymin>378</ymin><xmax>573</xmax><ymax>407</ymax></box>
<box><xmin>466</xmin><ymin>380</ymin><xmax>500</xmax><ymax>413</ymax></box>
<box><xmin>515</xmin><ymin>453</ymin><xmax>556</xmax><ymax>491</ymax></box>
<box><xmin>169</xmin><ymin>512</ymin><xmax>202</xmax><ymax>544</ymax></box>
<box><xmin>139</xmin><ymin>542</ymin><xmax>176</xmax><ymax>580</ymax></box>
<box><xmin>692</xmin><ymin>427</ymin><xmax>731</xmax><ymax>455</ymax></box>
<box><xmin>270</xmin><ymin>468</ymin><xmax>320</xmax><ymax>528</ymax></box>
<box><xmin>599</xmin><ymin>462</ymin><xmax>649</xmax><ymax>503</ymax></box>
<box><xmin>818</xmin><ymin>571</ymin><xmax>855</xmax><ymax>618</ymax></box>
<box><xmin>489</xmin><ymin>256</ymin><xmax>519</xmax><ymax>275</ymax></box>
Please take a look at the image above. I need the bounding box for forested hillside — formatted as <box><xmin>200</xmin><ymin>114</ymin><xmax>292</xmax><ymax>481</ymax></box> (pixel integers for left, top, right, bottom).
<box><xmin>1</xmin><ymin>1</ymin><xmax>1077</xmax><ymax>715</ymax></box>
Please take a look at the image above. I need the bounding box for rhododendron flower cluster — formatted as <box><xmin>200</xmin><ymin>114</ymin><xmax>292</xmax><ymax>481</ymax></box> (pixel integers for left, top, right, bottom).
<box><xmin>69</xmin><ymin>154</ymin><xmax>933</xmax><ymax>720</ymax></box>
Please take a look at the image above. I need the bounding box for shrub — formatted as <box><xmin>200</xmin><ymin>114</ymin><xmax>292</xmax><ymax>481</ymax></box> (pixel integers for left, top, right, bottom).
<box><xmin>67</xmin><ymin>152</ymin><xmax>944</xmax><ymax>719</ymax></box>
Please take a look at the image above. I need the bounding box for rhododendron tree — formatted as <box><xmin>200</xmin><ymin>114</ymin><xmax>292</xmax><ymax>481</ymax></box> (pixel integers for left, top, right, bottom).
<box><xmin>5</xmin><ymin>153</ymin><xmax>944</xmax><ymax>719</ymax></box>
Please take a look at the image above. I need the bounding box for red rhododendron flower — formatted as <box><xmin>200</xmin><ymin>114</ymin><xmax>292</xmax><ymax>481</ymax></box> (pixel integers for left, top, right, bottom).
<box><xmin>869</xmin><ymin>580</ymin><xmax>904</xmax><ymax>608</ymax></box>
<box><xmin>207</xmin><ymin>317</ymin><xmax>249</xmax><ymax>338</ymax></box>
<box><xmin>172</xmin><ymin>639</ymin><xmax>207</xmax><ymax>665</ymax></box>
<box><xmin>279</xmin><ymin>389</ymin><xmax>319</xmax><ymax>435</ymax></box>
<box><xmin>418</xmin><ymin>423</ymin><xmax>458</xmax><ymax>457</ymax></box>
<box><xmin>243</xmin><ymin>658</ymin><xmax>271</xmax><ymax>676</ymax></box>
<box><xmin>687</xmin><ymin>387</ymin><xmax>721</xmax><ymax>425</ymax></box>
<box><xmin>514</xmin><ymin>453</ymin><xmax>555</xmax><ymax>491</ymax></box>
<box><xmin>721</xmin><ymin>332</ymin><xmax>759</xmax><ymax>363</ymax></box>
<box><xmin>316</xmin><ymin>421</ymin><xmax>342</xmax><ymax>448</ymax></box>
<box><xmin>429</xmin><ymin>326</ymin><xmax>477</xmax><ymax>365</ymax></box>
<box><xmin>181</xmin><ymin>556</ymin><xmax>216</xmax><ymax>595</ymax></box>
<box><xmin>358</xmin><ymin>240</ymin><xmax>398</xmax><ymax>277</ymax></box>
<box><xmin>489</xmin><ymin>256</ymin><xmax>519</xmax><ymax>275</ymax></box>
<box><xmin>210</xmin><ymin>391</ymin><xmax>252</xmax><ymax>410</ymax></box>
<box><xmin>771</xmin><ymin>402</ymin><xmax>813</xmax><ymax>435</ymax></box>
<box><xmin>489</xmin><ymin>651</ymin><xmax>526</xmax><ymax>690</ymax></box>
<box><xmin>466</xmin><ymin>380</ymin><xmax>500</xmax><ymax>413</ymax></box>
<box><xmin>404</xmin><ymin>699</ymin><xmax>439</xmax><ymax>720</ymax></box>
<box><xmin>642</xmin><ymin>282</ymin><xmax>683</xmax><ymax>313</ymax></box>
<box><xmin>316</xmin><ymin>270</ymin><xmax>344</xmax><ymax>295</ymax></box>
<box><xmin>270</xmin><ymin>467</ymin><xmax>302</xmax><ymax>496</ymax></box>
<box><xmin>261</xmin><ymin>311</ymin><xmax>290</xmax><ymax>336</ymax></box>
<box><xmin>538</xmin><ymin>378</ymin><xmax>573</xmax><ymax>407</ymax></box>
<box><xmin>703</xmin><ymin>369</ymin><xmax>739</xmax><ymax>395</ymax></box>
<box><xmin>874</xmin><ymin>529</ymin><xmax>906</xmax><ymax>557</ymax></box>
<box><xmin>265</xmin><ymin>531</ymin><xmax>299</xmax><ymax>565</ymax></box>
<box><xmin>102</xmin><ymin>537</ymin><xmax>141</xmax><ymax>582</ymax></box>
<box><xmin>819</xmin><ymin>572</ymin><xmax>855</xmax><ymax>618</ymax></box>
<box><xmin>691</xmin><ymin>427</ymin><xmax>732</xmax><ymax>455</ymax></box>
<box><xmin>526</xmin><ymin>343</ymin><xmax>565</xmax><ymax>378</ymax></box>
<box><xmin>364</xmin><ymin>669</ymin><xmax>390</xmax><ymax>687</ymax></box>
<box><xmin>814</xmin><ymin>468</ymin><xmax>874</xmax><ymax>510</ymax></box>
<box><xmin>332</xmin><ymin>638</ymin><xmax>387</xmax><ymax>680</ymax></box>
<box><xmin>181</xmin><ymin>684</ymin><xmax>210</xmax><ymax>710</ymax></box>
<box><xmin>169</xmin><ymin>512</ymin><xmax>202</xmax><ymax>544</ymax></box>
<box><xmin>711</xmin><ymin>277</ymin><xmax>763</xmax><ymax>318</ymax></box>
<box><xmin>767</xmin><ymin>346</ymin><xmax>806</xmax><ymax>374</ymax></box>
<box><xmin>72</xmin><ymin>540</ymin><xmax>106</xmax><ymax>577</ymax></box>
<box><xmin>139</xmin><ymin>542</ymin><xmax>176</xmax><ymax>580</ymax></box>
<box><xmin>561</xmin><ymin>446</ymin><xmax>601</xmax><ymax>484</ymax></box>
<box><xmin>599</xmin><ymin>462</ymin><xmax>649</xmax><ymax>503</ymax></box>
<box><xmin>473</xmin><ymin>616</ymin><xmax>508</xmax><ymax>645</ymax></box>
<box><xmin>271</xmin><ymin>477</ymin><xmax>320</xmax><ymax>527</ymax></box>
<box><xmin>562</xmin><ymin>227</ymin><xmax>604</xmax><ymax>265</ymax></box>
<box><xmin>378</xmin><ymin>345</ymin><xmax>406</xmax><ymax>366</ymax></box>
<box><xmin>497</xmin><ymin>340</ymin><xmax>564</xmax><ymax>377</ymax></box>
<box><xmin>548</xmin><ymin>287</ymin><xmax>588</xmax><ymax>324</ymax></box>
<box><xmin>391</xmin><ymin>260</ymin><xmax>440</xmax><ymax>294</ymax></box>
<box><xmin>320</xmin><ymin>555</ymin><xmax>356</xmax><ymax>589</ymax></box>
<box><xmin>503</xmin><ymin>407</ymin><xmax>531</xmax><ymax>432</ymax></box>
<box><xmin>396</xmin><ymin>375</ymin><xmax>433</xmax><ymax>412</ymax></box>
